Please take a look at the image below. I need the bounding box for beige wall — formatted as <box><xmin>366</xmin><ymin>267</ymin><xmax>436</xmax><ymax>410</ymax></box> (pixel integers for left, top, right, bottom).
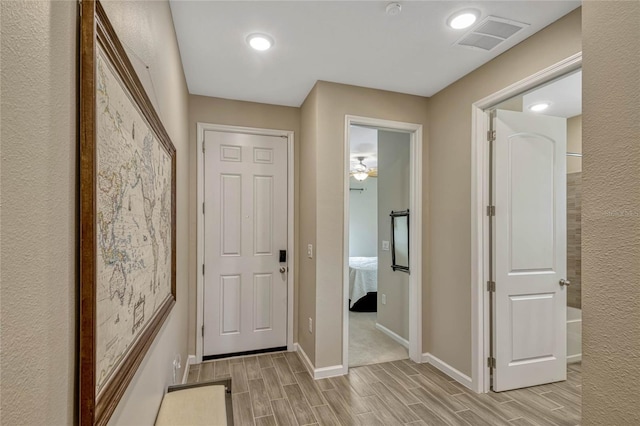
<box><xmin>582</xmin><ymin>1</ymin><xmax>640</xmax><ymax>424</ymax></box>
<box><xmin>187</xmin><ymin>95</ymin><xmax>301</xmax><ymax>354</ymax></box>
<box><xmin>427</xmin><ymin>8</ymin><xmax>582</xmax><ymax>376</ymax></box>
<box><xmin>1</xmin><ymin>1</ymin><xmax>77</xmax><ymax>423</ymax></box>
<box><xmin>299</xmin><ymin>85</ymin><xmax>319</xmax><ymax>363</ymax></box>
<box><xmin>377</xmin><ymin>130</ymin><xmax>411</xmax><ymax>339</ymax></box>
<box><xmin>304</xmin><ymin>81</ymin><xmax>429</xmax><ymax>368</ymax></box>
<box><xmin>0</xmin><ymin>0</ymin><xmax>190</xmax><ymax>424</ymax></box>
<box><xmin>567</xmin><ymin>115</ymin><xmax>582</xmax><ymax>173</ymax></box>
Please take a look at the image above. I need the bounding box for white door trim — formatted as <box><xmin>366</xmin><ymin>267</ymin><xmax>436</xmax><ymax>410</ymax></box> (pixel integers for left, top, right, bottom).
<box><xmin>343</xmin><ymin>115</ymin><xmax>423</xmax><ymax>371</ymax></box>
<box><xmin>470</xmin><ymin>52</ymin><xmax>582</xmax><ymax>392</ymax></box>
<box><xmin>196</xmin><ymin>122</ymin><xmax>295</xmax><ymax>363</ymax></box>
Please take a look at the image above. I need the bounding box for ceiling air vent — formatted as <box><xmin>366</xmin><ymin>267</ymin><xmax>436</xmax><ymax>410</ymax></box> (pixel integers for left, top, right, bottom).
<box><xmin>455</xmin><ymin>16</ymin><xmax>529</xmax><ymax>51</ymax></box>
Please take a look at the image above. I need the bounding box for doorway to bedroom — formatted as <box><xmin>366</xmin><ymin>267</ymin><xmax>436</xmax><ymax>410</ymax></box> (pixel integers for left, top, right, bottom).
<box><xmin>347</xmin><ymin>124</ymin><xmax>411</xmax><ymax>367</ymax></box>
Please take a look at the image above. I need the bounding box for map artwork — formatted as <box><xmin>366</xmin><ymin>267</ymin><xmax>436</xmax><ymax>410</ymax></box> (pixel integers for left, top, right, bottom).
<box><xmin>94</xmin><ymin>47</ymin><xmax>172</xmax><ymax>396</ymax></box>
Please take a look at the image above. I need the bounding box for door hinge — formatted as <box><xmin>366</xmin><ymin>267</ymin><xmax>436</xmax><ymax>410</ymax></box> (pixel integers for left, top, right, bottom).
<box><xmin>202</xmin><ymin>264</ymin><xmax>205</xmax><ymax>275</ymax></box>
<box><xmin>201</xmin><ymin>325</ymin><xmax>204</xmax><ymax>337</ymax></box>
<box><xmin>486</xmin><ymin>205</ymin><xmax>495</xmax><ymax>216</ymax></box>
<box><xmin>487</xmin><ymin>281</ymin><xmax>496</xmax><ymax>292</ymax></box>
<box><xmin>487</xmin><ymin>357</ymin><xmax>496</xmax><ymax>369</ymax></box>
<box><xmin>202</xmin><ymin>202</ymin><xmax>205</xmax><ymax>214</ymax></box>
<box><xmin>487</xmin><ymin>130</ymin><xmax>496</xmax><ymax>142</ymax></box>
<box><xmin>202</xmin><ymin>143</ymin><xmax>205</xmax><ymax>153</ymax></box>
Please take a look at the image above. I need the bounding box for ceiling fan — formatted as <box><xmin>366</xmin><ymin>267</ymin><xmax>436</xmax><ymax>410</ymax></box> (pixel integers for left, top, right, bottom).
<box><xmin>350</xmin><ymin>156</ymin><xmax>378</xmax><ymax>181</ymax></box>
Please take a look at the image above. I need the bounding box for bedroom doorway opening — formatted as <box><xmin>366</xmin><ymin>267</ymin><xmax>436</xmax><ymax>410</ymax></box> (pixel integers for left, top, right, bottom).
<box><xmin>343</xmin><ymin>116</ymin><xmax>423</xmax><ymax>369</ymax></box>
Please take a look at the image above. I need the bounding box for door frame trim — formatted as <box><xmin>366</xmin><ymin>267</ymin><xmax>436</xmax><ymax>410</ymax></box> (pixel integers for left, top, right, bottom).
<box><xmin>343</xmin><ymin>115</ymin><xmax>423</xmax><ymax>370</ymax></box>
<box><xmin>196</xmin><ymin>122</ymin><xmax>295</xmax><ymax>363</ymax></box>
<box><xmin>470</xmin><ymin>52</ymin><xmax>582</xmax><ymax>392</ymax></box>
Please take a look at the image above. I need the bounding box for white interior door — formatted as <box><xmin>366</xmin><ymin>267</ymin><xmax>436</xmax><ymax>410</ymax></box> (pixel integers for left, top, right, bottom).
<box><xmin>203</xmin><ymin>130</ymin><xmax>288</xmax><ymax>357</ymax></box>
<box><xmin>493</xmin><ymin>109</ymin><xmax>567</xmax><ymax>391</ymax></box>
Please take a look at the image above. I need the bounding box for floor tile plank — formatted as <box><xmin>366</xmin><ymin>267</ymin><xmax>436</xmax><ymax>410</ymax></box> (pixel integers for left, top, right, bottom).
<box><xmin>295</xmin><ymin>371</ymin><xmax>327</xmax><ymax>407</ymax></box>
<box><xmin>214</xmin><ymin>359</ymin><xmax>230</xmax><ymax>379</ymax></box>
<box><xmin>370</xmin><ymin>381</ymin><xmax>419</xmax><ymax>424</ymax></box>
<box><xmin>254</xmin><ymin>415</ymin><xmax>277</xmax><ymax>426</ymax></box>
<box><xmin>248</xmin><ymin>379</ymin><xmax>273</xmax><ymax>418</ymax></box>
<box><xmin>273</xmin><ymin>356</ymin><xmax>297</xmax><ymax>385</ymax></box>
<box><xmin>261</xmin><ymin>367</ymin><xmax>284</xmax><ymax>400</ymax></box>
<box><xmin>285</xmin><ymin>351</ymin><xmax>307</xmax><ymax>373</ymax></box>
<box><xmin>186</xmin><ymin>364</ymin><xmax>200</xmax><ymax>383</ymax></box>
<box><xmin>232</xmin><ymin>392</ymin><xmax>255</xmax><ymax>426</ymax></box>
<box><xmin>283</xmin><ymin>383</ymin><xmax>318</xmax><ymax>425</ymax></box>
<box><xmin>311</xmin><ymin>405</ymin><xmax>340</xmax><ymax>426</ymax></box>
<box><xmin>410</xmin><ymin>375</ymin><xmax>468</xmax><ymax>413</ymax></box>
<box><xmin>322</xmin><ymin>389</ymin><xmax>361</xmax><ymax>426</ymax></box>
<box><xmin>270</xmin><ymin>398</ymin><xmax>297</xmax><ymax>426</ymax></box>
<box><xmin>356</xmin><ymin>411</ymin><xmax>383</xmax><ymax>425</ymax></box>
<box><xmin>372</xmin><ymin>369</ymin><xmax>420</xmax><ymax>405</ymax></box>
<box><xmin>245</xmin><ymin>356</ymin><xmax>262</xmax><ymax>380</ymax></box>
<box><xmin>199</xmin><ymin>362</ymin><xmax>214</xmax><ymax>381</ymax></box>
<box><xmin>406</xmin><ymin>402</ymin><xmax>451</xmax><ymax>426</ymax></box>
<box><xmin>231</xmin><ymin>362</ymin><xmax>249</xmax><ymax>394</ymax></box>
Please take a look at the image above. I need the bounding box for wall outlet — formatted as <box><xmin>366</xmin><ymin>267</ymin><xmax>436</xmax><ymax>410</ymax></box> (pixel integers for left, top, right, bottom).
<box><xmin>308</xmin><ymin>317</ymin><xmax>313</xmax><ymax>333</ymax></box>
<box><xmin>307</xmin><ymin>244</ymin><xmax>313</xmax><ymax>259</ymax></box>
<box><xmin>382</xmin><ymin>240</ymin><xmax>390</xmax><ymax>251</ymax></box>
<box><xmin>382</xmin><ymin>294</ymin><xmax>387</xmax><ymax>305</ymax></box>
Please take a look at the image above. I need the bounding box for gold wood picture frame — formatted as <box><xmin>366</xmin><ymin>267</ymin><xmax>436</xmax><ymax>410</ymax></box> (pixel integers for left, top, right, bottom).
<box><xmin>79</xmin><ymin>1</ymin><xmax>176</xmax><ymax>424</ymax></box>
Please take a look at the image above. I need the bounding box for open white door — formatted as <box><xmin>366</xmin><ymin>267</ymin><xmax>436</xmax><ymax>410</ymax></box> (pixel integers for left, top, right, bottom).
<box><xmin>203</xmin><ymin>130</ymin><xmax>288</xmax><ymax>357</ymax></box>
<box><xmin>493</xmin><ymin>109</ymin><xmax>567</xmax><ymax>391</ymax></box>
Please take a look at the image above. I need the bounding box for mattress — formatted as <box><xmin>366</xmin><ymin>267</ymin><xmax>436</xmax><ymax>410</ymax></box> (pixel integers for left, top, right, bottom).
<box><xmin>349</xmin><ymin>257</ymin><xmax>378</xmax><ymax>308</ymax></box>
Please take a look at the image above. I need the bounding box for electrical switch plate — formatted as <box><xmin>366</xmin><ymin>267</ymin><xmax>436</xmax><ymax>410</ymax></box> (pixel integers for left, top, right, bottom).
<box><xmin>382</xmin><ymin>240</ymin><xmax>390</xmax><ymax>251</ymax></box>
<box><xmin>382</xmin><ymin>294</ymin><xmax>387</xmax><ymax>305</ymax></box>
<box><xmin>307</xmin><ymin>244</ymin><xmax>313</xmax><ymax>259</ymax></box>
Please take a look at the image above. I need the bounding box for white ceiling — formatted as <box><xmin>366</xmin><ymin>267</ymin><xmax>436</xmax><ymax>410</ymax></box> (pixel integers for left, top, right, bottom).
<box><xmin>170</xmin><ymin>1</ymin><xmax>580</xmax><ymax>107</ymax></box>
<box><xmin>523</xmin><ymin>70</ymin><xmax>582</xmax><ymax>118</ymax></box>
<box><xmin>350</xmin><ymin>125</ymin><xmax>378</xmax><ymax>169</ymax></box>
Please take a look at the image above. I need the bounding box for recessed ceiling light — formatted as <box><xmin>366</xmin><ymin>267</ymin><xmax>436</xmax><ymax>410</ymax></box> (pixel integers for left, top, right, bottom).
<box><xmin>529</xmin><ymin>102</ymin><xmax>551</xmax><ymax>112</ymax></box>
<box><xmin>247</xmin><ymin>33</ymin><xmax>274</xmax><ymax>51</ymax></box>
<box><xmin>448</xmin><ymin>10</ymin><xmax>479</xmax><ymax>30</ymax></box>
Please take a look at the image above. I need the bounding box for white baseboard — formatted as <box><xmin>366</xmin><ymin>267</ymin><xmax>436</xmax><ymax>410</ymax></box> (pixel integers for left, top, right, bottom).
<box><xmin>182</xmin><ymin>355</ymin><xmax>197</xmax><ymax>384</ymax></box>
<box><xmin>375</xmin><ymin>323</ymin><xmax>409</xmax><ymax>349</ymax></box>
<box><xmin>567</xmin><ymin>354</ymin><xmax>582</xmax><ymax>364</ymax></box>
<box><xmin>295</xmin><ymin>343</ymin><xmax>347</xmax><ymax>379</ymax></box>
<box><xmin>422</xmin><ymin>352</ymin><xmax>473</xmax><ymax>390</ymax></box>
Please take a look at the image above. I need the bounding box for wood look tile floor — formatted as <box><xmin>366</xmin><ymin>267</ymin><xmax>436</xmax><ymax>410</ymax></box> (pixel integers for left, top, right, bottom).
<box><xmin>187</xmin><ymin>353</ymin><xmax>581</xmax><ymax>426</ymax></box>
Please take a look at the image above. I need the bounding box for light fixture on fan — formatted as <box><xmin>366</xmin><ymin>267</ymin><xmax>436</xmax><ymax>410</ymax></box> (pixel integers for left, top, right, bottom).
<box><xmin>352</xmin><ymin>157</ymin><xmax>370</xmax><ymax>181</ymax></box>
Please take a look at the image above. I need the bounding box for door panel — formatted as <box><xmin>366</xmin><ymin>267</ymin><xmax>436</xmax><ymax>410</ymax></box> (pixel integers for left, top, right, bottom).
<box><xmin>204</xmin><ymin>130</ymin><xmax>288</xmax><ymax>356</ymax></box>
<box><xmin>493</xmin><ymin>109</ymin><xmax>567</xmax><ymax>391</ymax></box>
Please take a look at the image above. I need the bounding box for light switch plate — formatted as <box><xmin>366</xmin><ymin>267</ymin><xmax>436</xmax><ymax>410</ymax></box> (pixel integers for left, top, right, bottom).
<box><xmin>307</xmin><ymin>244</ymin><xmax>313</xmax><ymax>259</ymax></box>
<box><xmin>382</xmin><ymin>240</ymin><xmax>390</xmax><ymax>251</ymax></box>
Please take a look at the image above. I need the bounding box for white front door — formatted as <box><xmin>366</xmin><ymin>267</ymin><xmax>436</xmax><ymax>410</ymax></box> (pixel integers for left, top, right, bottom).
<box><xmin>493</xmin><ymin>109</ymin><xmax>567</xmax><ymax>391</ymax></box>
<box><xmin>203</xmin><ymin>130</ymin><xmax>288</xmax><ymax>357</ymax></box>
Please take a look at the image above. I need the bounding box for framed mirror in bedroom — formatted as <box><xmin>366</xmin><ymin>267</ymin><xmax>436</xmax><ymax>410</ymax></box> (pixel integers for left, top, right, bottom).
<box><xmin>390</xmin><ymin>209</ymin><xmax>410</xmax><ymax>273</ymax></box>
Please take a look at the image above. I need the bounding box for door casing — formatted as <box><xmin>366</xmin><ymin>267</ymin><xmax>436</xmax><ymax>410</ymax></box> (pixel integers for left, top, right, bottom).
<box><xmin>470</xmin><ymin>52</ymin><xmax>582</xmax><ymax>393</ymax></box>
<box><xmin>196</xmin><ymin>122</ymin><xmax>295</xmax><ymax>363</ymax></box>
<box><xmin>343</xmin><ymin>115</ymin><xmax>423</xmax><ymax>372</ymax></box>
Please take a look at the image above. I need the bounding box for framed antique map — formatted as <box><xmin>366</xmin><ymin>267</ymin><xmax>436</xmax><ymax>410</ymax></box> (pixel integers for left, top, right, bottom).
<box><xmin>79</xmin><ymin>2</ymin><xmax>176</xmax><ymax>424</ymax></box>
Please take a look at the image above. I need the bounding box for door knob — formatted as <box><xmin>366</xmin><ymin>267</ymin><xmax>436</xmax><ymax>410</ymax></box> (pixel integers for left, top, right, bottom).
<box><xmin>279</xmin><ymin>266</ymin><xmax>287</xmax><ymax>273</ymax></box>
<box><xmin>559</xmin><ymin>278</ymin><xmax>571</xmax><ymax>287</ymax></box>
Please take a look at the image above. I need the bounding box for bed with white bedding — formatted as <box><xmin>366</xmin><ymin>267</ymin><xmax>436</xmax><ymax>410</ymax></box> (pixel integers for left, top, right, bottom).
<box><xmin>349</xmin><ymin>257</ymin><xmax>378</xmax><ymax>308</ymax></box>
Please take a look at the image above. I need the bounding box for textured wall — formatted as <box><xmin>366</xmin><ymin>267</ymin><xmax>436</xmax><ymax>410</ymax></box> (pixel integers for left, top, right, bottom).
<box><xmin>376</xmin><ymin>130</ymin><xmax>410</xmax><ymax>339</ymax></box>
<box><xmin>427</xmin><ymin>8</ymin><xmax>581</xmax><ymax>376</ymax></box>
<box><xmin>582</xmin><ymin>1</ymin><xmax>640</xmax><ymax>424</ymax></box>
<box><xmin>566</xmin><ymin>172</ymin><xmax>582</xmax><ymax>309</ymax></box>
<box><xmin>0</xmin><ymin>0</ymin><xmax>190</xmax><ymax>424</ymax></box>
<box><xmin>187</xmin><ymin>95</ymin><xmax>301</xmax><ymax>355</ymax></box>
<box><xmin>0</xmin><ymin>1</ymin><xmax>77</xmax><ymax>423</ymax></box>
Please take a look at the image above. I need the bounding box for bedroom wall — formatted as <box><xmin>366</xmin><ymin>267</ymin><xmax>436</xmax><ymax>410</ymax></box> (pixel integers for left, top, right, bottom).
<box><xmin>187</xmin><ymin>95</ymin><xmax>301</xmax><ymax>354</ymax></box>
<box><xmin>376</xmin><ymin>130</ymin><xmax>411</xmax><ymax>340</ymax></box>
<box><xmin>427</xmin><ymin>8</ymin><xmax>581</xmax><ymax>376</ymax></box>
<box><xmin>349</xmin><ymin>176</ymin><xmax>378</xmax><ymax>258</ymax></box>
